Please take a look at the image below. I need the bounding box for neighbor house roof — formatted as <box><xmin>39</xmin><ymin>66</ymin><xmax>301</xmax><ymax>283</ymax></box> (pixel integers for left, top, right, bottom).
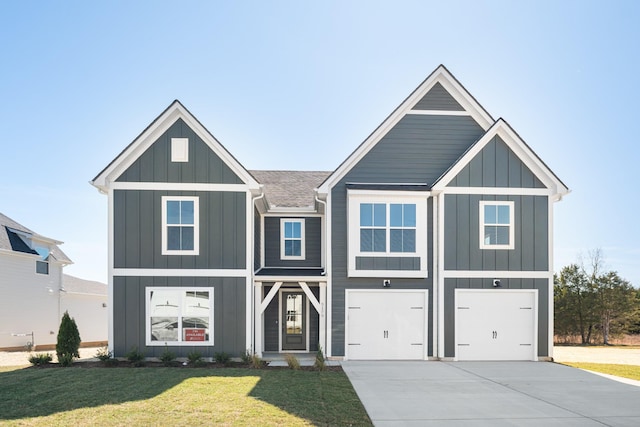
<box><xmin>0</xmin><ymin>212</ymin><xmax>72</xmax><ymax>264</ymax></box>
<box><xmin>250</xmin><ymin>170</ymin><xmax>331</xmax><ymax>210</ymax></box>
<box><xmin>63</xmin><ymin>274</ymin><xmax>107</xmax><ymax>296</ymax></box>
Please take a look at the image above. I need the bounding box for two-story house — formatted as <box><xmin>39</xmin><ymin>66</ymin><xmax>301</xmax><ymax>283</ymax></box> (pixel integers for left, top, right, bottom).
<box><xmin>92</xmin><ymin>65</ymin><xmax>568</xmax><ymax>361</ymax></box>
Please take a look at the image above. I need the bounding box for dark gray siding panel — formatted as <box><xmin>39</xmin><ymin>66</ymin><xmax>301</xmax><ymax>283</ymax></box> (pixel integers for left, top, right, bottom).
<box><xmin>263</xmin><ymin>285</ymin><xmax>278</xmax><ymax>352</ymax></box>
<box><xmin>341</xmin><ymin>115</ymin><xmax>485</xmax><ymax>185</ymax></box>
<box><xmin>444</xmin><ymin>195</ymin><xmax>548</xmax><ymax>271</ymax></box>
<box><xmin>443</xmin><ymin>278</ymin><xmax>549</xmax><ymax>357</ymax></box>
<box><xmin>412</xmin><ymin>82</ymin><xmax>465</xmax><ymax>111</ymax></box>
<box><xmin>356</xmin><ymin>257</ymin><xmax>420</xmax><ymax>271</ymax></box>
<box><xmin>112</xmin><ymin>276</ymin><xmax>246</xmax><ymax>358</ymax></box>
<box><xmin>449</xmin><ymin>136</ymin><xmax>545</xmax><ymax>188</ymax></box>
<box><xmin>309</xmin><ymin>286</ymin><xmax>320</xmax><ymax>351</ymax></box>
<box><xmin>114</xmin><ymin>190</ymin><xmax>246</xmax><ymax>269</ymax></box>
<box><xmin>264</xmin><ymin>217</ymin><xmax>322</xmax><ymax>268</ymax></box>
<box><xmin>117</xmin><ymin>118</ymin><xmax>243</xmax><ymax>184</ymax></box>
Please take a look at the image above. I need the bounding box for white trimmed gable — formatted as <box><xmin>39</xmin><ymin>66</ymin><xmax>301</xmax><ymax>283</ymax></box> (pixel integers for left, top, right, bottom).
<box><xmin>432</xmin><ymin>118</ymin><xmax>570</xmax><ymax>198</ymax></box>
<box><xmin>91</xmin><ymin>100</ymin><xmax>260</xmax><ymax>193</ymax></box>
<box><xmin>317</xmin><ymin>65</ymin><xmax>494</xmax><ymax>194</ymax></box>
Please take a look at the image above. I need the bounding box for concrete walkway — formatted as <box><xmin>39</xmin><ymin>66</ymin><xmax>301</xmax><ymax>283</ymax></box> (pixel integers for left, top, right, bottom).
<box><xmin>343</xmin><ymin>361</ymin><xmax>640</xmax><ymax>426</ymax></box>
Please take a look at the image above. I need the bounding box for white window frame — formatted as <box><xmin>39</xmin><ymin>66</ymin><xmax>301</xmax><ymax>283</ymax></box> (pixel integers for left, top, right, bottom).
<box><xmin>145</xmin><ymin>287</ymin><xmax>214</xmax><ymax>346</ymax></box>
<box><xmin>479</xmin><ymin>200</ymin><xmax>515</xmax><ymax>250</ymax></box>
<box><xmin>280</xmin><ymin>218</ymin><xmax>305</xmax><ymax>260</ymax></box>
<box><xmin>171</xmin><ymin>137</ymin><xmax>189</xmax><ymax>162</ymax></box>
<box><xmin>347</xmin><ymin>190</ymin><xmax>429</xmax><ymax>278</ymax></box>
<box><xmin>161</xmin><ymin>196</ymin><xmax>200</xmax><ymax>255</ymax></box>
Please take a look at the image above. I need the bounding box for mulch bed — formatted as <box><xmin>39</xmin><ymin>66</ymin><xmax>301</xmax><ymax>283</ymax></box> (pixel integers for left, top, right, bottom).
<box><xmin>27</xmin><ymin>360</ymin><xmax>343</xmax><ymax>371</ymax></box>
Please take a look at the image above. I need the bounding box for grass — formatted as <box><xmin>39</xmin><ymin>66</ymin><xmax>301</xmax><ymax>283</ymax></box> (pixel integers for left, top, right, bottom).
<box><xmin>562</xmin><ymin>362</ymin><xmax>640</xmax><ymax>381</ymax></box>
<box><xmin>0</xmin><ymin>366</ymin><xmax>372</xmax><ymax>426</ymax></box>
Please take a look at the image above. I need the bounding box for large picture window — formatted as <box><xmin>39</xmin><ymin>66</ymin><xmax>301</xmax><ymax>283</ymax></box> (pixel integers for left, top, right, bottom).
<box><xmin>161</xmin><ymin>196</ymin><xmax>199</xmax><ymax>255</ymax></box>
<box><xmin>479</xmin><ymin>201</ymin><xmax>515</xmax><ymax>250</ymax></box>
<box><xmin>360</xmin><ymin>203</ymin><xmax>417</xmax><ymax>253</ymax></box>
<box><xmin>281</xmin><ymin>219</ymin><xmax>305</xmax><ymax>259</ymax></box>
<box><xmin>146</xmin><ymin>287</ymin><xmax>213</xmax><ymax>346</ymax></box>
<box><xmin>348</xmin><ymin>190</ymin><xmax>429</xmax><ymax>278</ymax></box>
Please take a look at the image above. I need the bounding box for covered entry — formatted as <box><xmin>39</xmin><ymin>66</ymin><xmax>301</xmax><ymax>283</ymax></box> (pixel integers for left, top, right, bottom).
<box><xmin>455</xmin><ymin>289</ymin><xmax>537</xmax><ymax>361</ymax></box>
<box><xmin>345</xmin><ymin>290</ymin><xmax>427</xmax><ymax>360</ymax></box>
<box><xmin>254</xmin><ymin>280</ymin><xmax>326</xmax><ymax>355</ymax></box>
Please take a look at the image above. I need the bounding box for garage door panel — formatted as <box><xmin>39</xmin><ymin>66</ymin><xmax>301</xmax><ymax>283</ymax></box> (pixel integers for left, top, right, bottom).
<box><xmin>456</xmin><ymin>290</ymin><xmax>536</xmax><ymax>361</ymax></box>
<box><xmin>346</xmin><ymin>290</ymin><xmax>427</xmax><ymax>360</ymax></box>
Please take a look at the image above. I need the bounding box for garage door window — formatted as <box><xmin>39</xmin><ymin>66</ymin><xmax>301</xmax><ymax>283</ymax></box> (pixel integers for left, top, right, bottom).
<box><xmin>479</xmin><ymin>201</ymin><xmax>514</xmax><ymax>250</ymax></box>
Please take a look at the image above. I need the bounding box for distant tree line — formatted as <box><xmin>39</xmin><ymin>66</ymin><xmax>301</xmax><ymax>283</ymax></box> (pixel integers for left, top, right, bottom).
<box><xmin>554</xmin><ymin>249</ymin><xmax>640</xmax><ymax>345</ymax></box>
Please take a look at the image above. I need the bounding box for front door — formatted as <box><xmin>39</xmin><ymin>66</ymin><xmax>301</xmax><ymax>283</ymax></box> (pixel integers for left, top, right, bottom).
<box><xmin>282</xmin><ymin>292</ymin><xmax>306</xmax><ymax>351</ymax></box>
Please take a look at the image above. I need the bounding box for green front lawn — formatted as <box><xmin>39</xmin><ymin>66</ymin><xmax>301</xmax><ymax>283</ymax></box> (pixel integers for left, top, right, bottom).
<box><xmin>562</xmin><ymin>362</ymin><xmax>640</xmax><ymax>381</ymax></box>
<box><xmin>0</xmin><ymin>366</ymin><xmax>372</xmax><ymax>426</ymax></box>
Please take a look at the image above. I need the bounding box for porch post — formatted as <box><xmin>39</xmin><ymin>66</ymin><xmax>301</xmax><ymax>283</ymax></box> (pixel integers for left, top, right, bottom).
<box><xmin>319</xmin><ymin>282</ymin><xmax>326</xmax><ymax>353</ymax></box>
<box><xmin>254</xmin><ymin>282</ymin><xmax>263</xmax><ymax>356</ymax></box>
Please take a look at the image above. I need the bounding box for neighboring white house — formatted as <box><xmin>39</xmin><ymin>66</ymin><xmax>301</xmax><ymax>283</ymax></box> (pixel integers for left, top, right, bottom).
<box><xmin>0</xmin><ymin>213</ymin><xmax>107</xmax><ymax>350</ymax></box>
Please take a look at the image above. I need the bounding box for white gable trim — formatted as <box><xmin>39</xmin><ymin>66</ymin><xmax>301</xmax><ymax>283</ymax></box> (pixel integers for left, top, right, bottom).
<box><xmin>91</xmin><ymin>101</ymin><xmax>260</xmax><ymax>192</ymax></box>
<box><xmin>432</xmin><ymin>119</ymin><xmax>569</xmax><ymax>197</ymax></box>
<box><xmin>317</xmin><ymin>65</ymin><xmax>494</xmax><ymax>194</ymax></box>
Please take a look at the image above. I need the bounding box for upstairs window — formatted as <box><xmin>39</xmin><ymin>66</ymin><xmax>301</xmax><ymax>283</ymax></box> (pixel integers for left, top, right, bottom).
<box><xmin>359</xmin><ymin>203</ymin><xmax>416</xmax><ymax>253</ymax></box>
<box><xmin>36</xmin><ymin>260</ymin><xmax>49</xmax><ymax>275</ymax></box>
<box><xmin>479</xmin><ymin>201</ymin><xmax>514</xmax><ymax>250</ymax></box>
<box><xmin>281</xmin><ymin>219</ymin><xmax>305</xmax><ymax>260</ymax></box>
<box><xmin>162</xmin><ymin>196</ymin><xmax>199</xmax><ymax>255</ymax></box>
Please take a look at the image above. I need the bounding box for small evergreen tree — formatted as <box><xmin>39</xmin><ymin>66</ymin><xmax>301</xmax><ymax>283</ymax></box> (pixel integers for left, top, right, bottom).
<box><xmin>56</xmin><ymin>311</ymin><xmax>81</xmax><ymax>366</ymax></box>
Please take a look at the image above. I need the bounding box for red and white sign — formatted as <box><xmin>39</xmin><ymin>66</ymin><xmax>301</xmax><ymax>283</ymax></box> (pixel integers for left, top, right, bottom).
<box><xmin>184</xmin><ymin>328</ymin><xmax>206</xmax><ymax>341</ymax></box>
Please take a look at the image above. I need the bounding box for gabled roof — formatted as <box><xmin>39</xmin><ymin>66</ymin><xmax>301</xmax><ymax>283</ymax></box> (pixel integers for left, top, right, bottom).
<box><xmin>250</xmin><ymin>170</ymin><xmax>331</xmax><ymax>211</ymax></box>
<box><xmin>432</xmin><ymin>118</ymin><xmax>570</xmax><ymax>197</ymax></box>
<box><xmin>91</xmin><ymin>100</ymin><xmax>260</xmax><ymax>192</ymax></box>
<box><xmin>0</xmin><ymin>212</ymin><xmax>72</xmax><ymax>264</ymax></box>
<box><xmin>317</xmin><ymin>65</ymin><xmax>494</xmax><ymax>194</ymax></box>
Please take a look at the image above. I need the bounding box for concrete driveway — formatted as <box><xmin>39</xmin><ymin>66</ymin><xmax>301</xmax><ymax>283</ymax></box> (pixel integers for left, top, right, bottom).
<box><xmin>342</xmin><ymin>361</ymin><xmax>640</xmax><ymax>426</ymax></box>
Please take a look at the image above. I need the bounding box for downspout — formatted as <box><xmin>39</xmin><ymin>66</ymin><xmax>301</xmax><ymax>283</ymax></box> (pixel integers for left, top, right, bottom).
<box><xmin>314</xmin><ymin>191</ymin><xmax>327</xmax><ymax>354</ymax></box>
<box><xmin>250</xmin><ymin>186</ymin><xmax>265</xmax><ymax>355</ymax></box>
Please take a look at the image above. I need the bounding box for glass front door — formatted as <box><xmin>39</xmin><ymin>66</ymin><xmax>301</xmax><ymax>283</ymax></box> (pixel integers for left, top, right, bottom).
<box><xmin>282</xmin><ymin>292</ymin><xmax>306</xmax><ymax>351</ymax></box>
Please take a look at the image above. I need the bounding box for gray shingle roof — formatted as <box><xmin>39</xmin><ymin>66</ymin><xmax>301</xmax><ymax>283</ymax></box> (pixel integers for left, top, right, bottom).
<box><xmin>250</xmin><ymin>170</ymin><xmax>331</xmax><ymax>209</ymax></box>
<box><xmin>0</xmin><ymin>212</ymin><xmax>72</xmax><ymax>264</ymax></box>
<box><xmin>63</xmin><ymin>274</ymin><xmax>107</xmax><ymax>295</ymax></box>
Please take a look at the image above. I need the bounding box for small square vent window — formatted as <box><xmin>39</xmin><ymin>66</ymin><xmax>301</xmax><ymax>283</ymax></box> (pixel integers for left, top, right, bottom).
<box><xmin>171</xmin><ymin>138</ymin><xmax>189</xmax><ymax>162</ymax></box>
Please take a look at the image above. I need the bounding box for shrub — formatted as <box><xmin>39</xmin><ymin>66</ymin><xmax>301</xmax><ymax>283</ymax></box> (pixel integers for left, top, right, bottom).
<box><xmin>240</xmin><ymin>349</ymin><xmax>252</xmax><ymax>364</ymax></box>
<box><xmin>250</xmin><ymin>353</ymin><xmax>263</xmax><ymax>369</ymax></box>
<box><xmin>285</xmin><ymin>353</ymin><xmax>300</xmax><ymax>370</ymax></box>
<box><xmin>28</xmin><ymin>353</ymin><xmax>52</xmax><ymax>366</ymax></box>
<box><xmin>56</xmin><ymin>311</ymin><xmax>81</xmax><ymax>367</ymax></box>
<box><xmin>95</xmin><ymin>347</ymin><xmax>112</xmax><ymax>362</ymax></box>
<box><xmin>214</xmin><ymin>352</ymin><xmax>231</xmax><ymax>365</ymax></box>
<box><xmin>160</xmin><ymin>347</ymin><xmax>176</xmax><ymax>366</ymax></box>
<box><xmin>126</xmin><ymin>347</ymin><xmax>146</xmax><ymax>367</ymax></box>
<box><xmin>314</xmin><ymin>345</ymin><xmax>326</xmax><ymax>371</ymax></box>
<box><xmin>187</xmin><ymin>351</ymin><xmax>204</xmax><ymax>366</ymax></box>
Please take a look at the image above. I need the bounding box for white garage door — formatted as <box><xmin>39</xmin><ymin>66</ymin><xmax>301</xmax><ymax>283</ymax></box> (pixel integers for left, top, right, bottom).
<box><xmin>456</xmin><ymin>289</ymin><xmax>537</xmax><ymax>361</ymax></box>
<box><xmin>346</xmin><ymin>290</ymin><xmax>427</xmax><ymax>360</ymax></box>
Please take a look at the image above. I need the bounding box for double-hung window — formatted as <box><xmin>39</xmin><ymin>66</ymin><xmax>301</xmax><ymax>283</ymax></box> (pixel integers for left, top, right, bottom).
<box><xmin>162</xmin><ymin>196</ymin><xmax>199</xmax><ymax>255</ymax></box>
<box><xmin>281</xmin><ymin>219</ymin><xmax>305</xmax><ymax>259</ymax></box>
<box><xmin>146</xmin><ymin>287</ymin><xmax>213</xmax><ymax>346</ymax></box>
<box><xmin>479</xmin><ymin>201</ymin><xmax>514</xmax><ymax>249</ymax></box>
<box><xmin>348</xmin><ymin>190</ymin><xmax>428</xmax><ymax>278</ymax></box>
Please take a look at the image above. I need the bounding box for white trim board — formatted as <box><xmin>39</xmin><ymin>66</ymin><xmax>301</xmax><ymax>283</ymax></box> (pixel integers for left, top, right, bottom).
<box><xmin>113</xmin><ymin>268</ymin><xmax>248</xmax><ymax>277</ymax></box>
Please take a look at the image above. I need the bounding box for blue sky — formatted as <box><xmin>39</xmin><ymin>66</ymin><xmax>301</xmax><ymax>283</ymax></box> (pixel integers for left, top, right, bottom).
<box><xmin>1</xmin><ymin>1</ymin><xmax>638</xmax><ymax>286</ymax></box>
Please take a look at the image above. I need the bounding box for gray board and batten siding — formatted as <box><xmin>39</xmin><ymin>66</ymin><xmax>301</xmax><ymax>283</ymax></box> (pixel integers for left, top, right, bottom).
<box><xmin>447</xmin><ymin>135</ymin><xmax>545</xmax><ymax>188</ymax></box>
<box><xmin>328</xmin><ymin>115</ymin><xmax>485</xmax><ymax>356</ymax></box>
<box><xmin>263</xmin><ymin>217</ymin><xmax>322</xmax><ymax>268</ymax></box>
<box><xmin>444</xmin><ymin>194</ymin><xmax>548</xmax><ymax>271</ymax></box>
<box><xmin>443</xmin><ymin>278</ymin><xmax>549</xmax><ymax>357</ymax></box>
<box><xmin>112</xmin><ymin>276</ymin><xmax>246</xmax><ymax>357</ymax></box>
<box><xmin>113</xmin><ymin>190</ymin><xmax>246</xmax><ymax>270</ymax></box>
<box><xmin>116</xmin><ymin>118</ymin><xmax>243</xmax><ymax>184</ymax></box>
